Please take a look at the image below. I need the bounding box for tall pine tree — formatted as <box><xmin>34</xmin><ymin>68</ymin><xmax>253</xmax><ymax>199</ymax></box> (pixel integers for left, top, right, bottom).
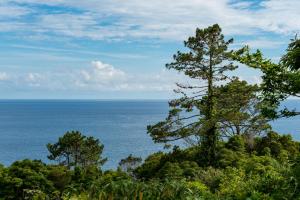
<box><xmin>148</xmin><ymin>24</ymin><xmax>246</xmax><ymax>164</ymax></box>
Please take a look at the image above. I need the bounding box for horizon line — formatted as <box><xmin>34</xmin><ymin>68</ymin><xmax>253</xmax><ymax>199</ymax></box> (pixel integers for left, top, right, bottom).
<box><xmin>0</xmin><ymin>98</ymin><xmax>171</xmax><ymax>101</ymax></box>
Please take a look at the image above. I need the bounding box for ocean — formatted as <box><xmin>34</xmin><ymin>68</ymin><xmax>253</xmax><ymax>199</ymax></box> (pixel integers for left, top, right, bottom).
<box><xmin>0</xmin><ymin>100</ymin><xmax>299</xmax><ymax>169</ymax></box>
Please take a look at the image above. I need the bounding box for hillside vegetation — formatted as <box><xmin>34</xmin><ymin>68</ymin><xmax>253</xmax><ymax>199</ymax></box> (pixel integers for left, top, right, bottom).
<box><xmin>0</xmin><ymin>24</ymin><xmax>299</xmax><ymax>200</ymax></box>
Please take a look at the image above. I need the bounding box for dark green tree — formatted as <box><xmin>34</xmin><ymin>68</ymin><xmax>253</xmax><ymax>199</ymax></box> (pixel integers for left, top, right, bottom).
<box><xmin>47</xmin><ymin>131</ymin><xmax>107</xmax><ymax>169</ymax></box>
<box><xmin>118</xmin><ymin>154</ymin><xmax>142</xmax><ymax>175</ymax></box>
<box><xmin>0</xmin><ymin>160</ymin><xmax>55</xmax><ymax>200</ymax></box>
<box><xmin>232</xmin><ymin>37</ymin><xmax>300</xmax><ymax>119</ymax></box>
<box><xmin>47</xmin><ymin>165</ymin><xmax>71</xmax><ymax>196</ymax></box>
<box><xmin>281</xmin><ymin>37</ymin><xmax>300</xmax><ymax>71</ymax></box>
<box><xmin>215</xmin><ymin>79</ymin><xmax>270</xmax><ymax>137</ymax></box>
<box><xmin>147</xmin><ymin>24</ymin><xmax>246</xmax><ymax>164</ymax></box>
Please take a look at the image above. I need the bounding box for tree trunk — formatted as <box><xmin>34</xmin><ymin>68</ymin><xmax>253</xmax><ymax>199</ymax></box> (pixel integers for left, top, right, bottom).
<box><xmin>202</xmin><ymin>47</ymin><xmax>217</xmax><ymax>165</ymax></box>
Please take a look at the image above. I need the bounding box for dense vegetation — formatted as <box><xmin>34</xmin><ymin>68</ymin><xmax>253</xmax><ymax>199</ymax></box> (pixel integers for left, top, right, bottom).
<box><xmin>0</xmin><ymin>24</ymin><xmax>299</xmax><ymax>199</ymax></box>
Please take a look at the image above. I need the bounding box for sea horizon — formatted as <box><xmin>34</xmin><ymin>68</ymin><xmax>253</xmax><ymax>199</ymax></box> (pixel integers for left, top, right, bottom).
<box><xmin>0</xmin><ymin>99</ymin><xmax>299</xmax><ymax>169</ymax></box>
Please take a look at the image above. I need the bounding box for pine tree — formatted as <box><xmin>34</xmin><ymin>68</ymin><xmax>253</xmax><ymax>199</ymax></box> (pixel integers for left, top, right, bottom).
<box><xmin>148</xmin><ymin>24</ymin><xmax>246</xmax><ymax>164</ymax></box>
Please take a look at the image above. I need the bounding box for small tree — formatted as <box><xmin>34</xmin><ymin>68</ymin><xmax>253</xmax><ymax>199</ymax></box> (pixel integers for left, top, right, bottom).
<box><xmin>47</xmin><ymin>131</ymin><xmax>107</xmax><ymax>169</ymax></box>
<box><xmin>118</xmin><ymin>154</ymin><xmax>142</xmax><ymax>176</ymax></box>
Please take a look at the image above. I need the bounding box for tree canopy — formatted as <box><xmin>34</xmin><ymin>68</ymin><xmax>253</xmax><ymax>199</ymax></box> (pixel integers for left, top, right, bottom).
<box><xmin>232</xmin><ymin>37</ymin><xmax>300</xmax><ymax>119</ymax></box>
<box><xmin>47</xmin><ymin>131</ymin><xmax>107</xmax><ymax>169</ymax></box>
<box><xmin>215</xmin><ymin>79</ymin><xmax>270</xmax><ymax>137</ymax></box>
<box><xmin>147</xmin><ymin>24</ymin><xmax>268</xmax><ymax>164</ymax></box>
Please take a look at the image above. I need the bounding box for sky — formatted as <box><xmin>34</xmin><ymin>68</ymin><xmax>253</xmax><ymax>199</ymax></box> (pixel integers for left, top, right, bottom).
<box><xmin>0</xmin><ymin>0</ymin><xmax>299</xmax><ymax>99</ymax></box>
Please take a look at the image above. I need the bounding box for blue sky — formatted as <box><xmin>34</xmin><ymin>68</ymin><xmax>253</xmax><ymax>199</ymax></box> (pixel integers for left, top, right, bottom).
<box><xmin>0</xmin><ymin>0</ymin><xmax>299</xmax><ymax>99</ymax></box>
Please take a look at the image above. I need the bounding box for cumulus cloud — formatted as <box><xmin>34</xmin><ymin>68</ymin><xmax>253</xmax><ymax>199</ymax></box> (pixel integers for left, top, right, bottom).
<box><xmin>26</xmin><ymin>73</ymin><xmax>43</xmax><ymax>82</ymax></box>
<box><xmin>77</xmin><ymin>61</ymin><xmax>127</xmax><ymax>90</ymax></box>
<box><xmin>25</xmin><ymin>73</ymin><xmax>45</xmax><ymax>87</ymax></box>
<box><xmin>75</xmin><ymin>61</ymin><xmax>180</xmax><ymax>91</ymax></box>
<box><xmin>0</xmin><ymin>61</ymin><xmax>182</xmax><ymax>92</ymax></box>
<box><xmin>0</xmin><ymin>60</ymin><xmax>267</xmax><ymax>97</ymax></box>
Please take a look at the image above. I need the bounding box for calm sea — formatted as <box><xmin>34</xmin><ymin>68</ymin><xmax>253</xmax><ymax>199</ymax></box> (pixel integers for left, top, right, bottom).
<box><xmin>0</xmin><ymin>100</ymin><xmax>299</xmax><ymax>169</ymax></box>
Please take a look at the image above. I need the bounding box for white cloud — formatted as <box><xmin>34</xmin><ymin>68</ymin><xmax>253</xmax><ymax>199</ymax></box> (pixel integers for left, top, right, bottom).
<box><xmin>0</xmin><ymin>72</ymin><xmax>9</xmax><ymax>81</ymax></box>
<box><xmin>10</xmin><ymin>44</ymin><xmax>147</xmax><ymax>59</ymax></box>
<box><xmin>0</xmin><ymin>60</ymin><xmax>267</xmax><ymax>97</ymax></box>
<box><xmin>75</xmin><ymin>61</ymin><xmax>181</xmax><ymax>91</ymax></box>
<box><xmin>239</xmin><ymin>75</ymin><xmax>262</xmax><ymax>85</ymax></box>
<box><xmin>0</xmin><ymin>61</ymin><xmax>183</xmax><ymax>92</ymax></box>
<box><xmin>256</xmin><ymin>0</ymin><xmax>300</xmax><ymax>35</ymax></box>
<box><xmin>26</xmin><ymin>72</ymin><xmax>43</xmax><ymax>81</ymax></box>
<box><xmin>239</xmin><ymin>37</ymin><xmax>286</xmax><ymax>49</ymax></box>
<box><xmin>24</xmin><ymin>73</ymin><xmax>46</xmax><ymax>87</ymax></box>
<box><xmin>0</xmin><ymin>0</ymin><xmax>299</xmax><ymax>41</ymax></box>
<box><xmin>0</xmin><ymin>3</ymin><xmax>30</xmax><ymax>18</ymax></box>
<box><xmin>77</xmin><ymin>61</ymin><xmax>127</xmax><ymax>90</ymax></box>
